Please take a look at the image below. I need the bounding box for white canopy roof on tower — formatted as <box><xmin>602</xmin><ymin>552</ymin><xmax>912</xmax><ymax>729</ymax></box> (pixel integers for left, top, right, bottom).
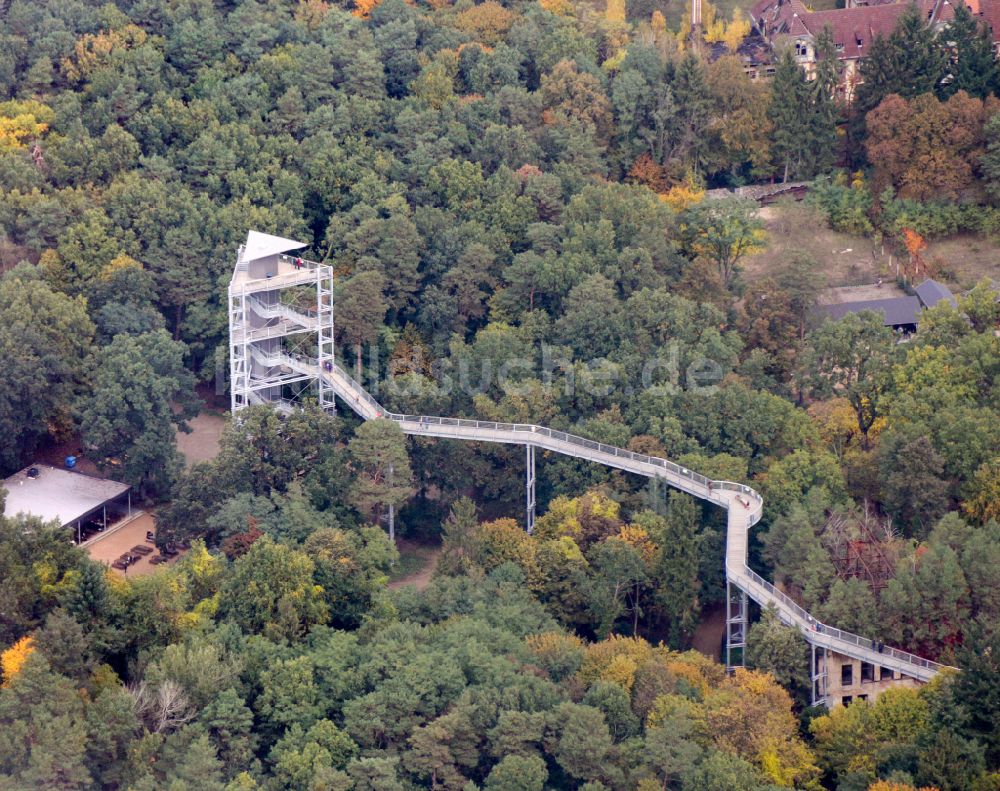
<box><xmin>240</xmin><ymin>230</ymin><xmax>307</xmax><ymax>263</ymax></box>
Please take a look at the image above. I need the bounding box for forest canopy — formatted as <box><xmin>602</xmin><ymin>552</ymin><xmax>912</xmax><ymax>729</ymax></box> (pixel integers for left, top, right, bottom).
<box><xmin>2</xmin><ymin>0</ymin><xmax>1000</xmax><ymax>789</ymax></box>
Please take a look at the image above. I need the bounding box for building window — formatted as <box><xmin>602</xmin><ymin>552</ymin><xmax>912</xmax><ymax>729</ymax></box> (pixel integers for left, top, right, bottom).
<box><xmin>795</xmin><ymin>41</ymin><xmax>808</xmax><ymax>57</ymax></box>
<box><xmin>841</xmin><ymin>664</ymin><xmax>854</xmax><ymax>686</ymax></box>
<box><xmin>861</xmin><ymin>662</ymin><xmax>874</xmax><ymax>682</ymax></box>
<box><xmin>836</xmin><ymin>43</ymin><xmax>845</xmax><ymax>52</ymax></box>
<box><xmin>880</xmin><ymin>666</ymin><xmax>894</xmax><ymax>681</ymax></box>
<box><xmin>842</xmin><ymin>695</ymin><xmax>853</xmax><ymax>706</ymax></box>
<box><xmin>858</xmin><ymin>694</ymin><xmax>868</xmax><ymax>702</ymax></box>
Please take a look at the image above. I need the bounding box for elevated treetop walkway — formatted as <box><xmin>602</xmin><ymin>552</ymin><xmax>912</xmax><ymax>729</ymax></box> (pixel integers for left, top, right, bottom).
<box><xmin>228</xmin><ymin>233</ymin><xmax>949</xmax><ymax>693</ymax></box>
<box><xmin>316</xmin><ymin>359</ymin><xmax>946</xmax><ymax>683</ymax></box>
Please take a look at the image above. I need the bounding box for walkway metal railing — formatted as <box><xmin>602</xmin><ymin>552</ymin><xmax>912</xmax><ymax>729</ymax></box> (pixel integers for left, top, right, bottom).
<box><xmin>735</xmin><ymin>566</ymin><xmax>943</xmax><ymax>672</ymax></box>
<box><xmin>248</xmin><ymin>351</ymin><xmax>949</xmax><ymax>680</ymax></box>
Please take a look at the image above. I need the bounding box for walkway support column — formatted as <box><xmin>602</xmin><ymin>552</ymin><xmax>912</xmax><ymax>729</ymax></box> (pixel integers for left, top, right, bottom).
<box><xmin>726</xmin><ymin>581</ymin><xmax>748</xmax><ymax>672</ymax></box>
<box><xmin>812</xmin><ymin>645</ymin><xmax>828</xmax><ymax>707</ymax></box>
<box><xmin>387</xmin><ymin>463</ymin><xmax>395</xmax><ymax>543</ymax></box>
<box><xmin>526</xmin><ymin>444</ymin><xmax>536</xmax><ymax>534</ymax></box>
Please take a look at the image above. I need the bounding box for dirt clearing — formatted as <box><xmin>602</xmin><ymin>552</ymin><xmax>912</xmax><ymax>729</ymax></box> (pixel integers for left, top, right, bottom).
<box><xmin>176</xmin><ymin>412</ymin><xmax>226</xmax><ymax>466</ymax></box>
<box><xmin>745</xmin><ymin>202</ymin><xmax>1000</xmax><ymax>293</ymax></box>
<box><xmin>388</xmin><ymin>540</ymin><xmax>441</xmax><ymax>591</ymax></box>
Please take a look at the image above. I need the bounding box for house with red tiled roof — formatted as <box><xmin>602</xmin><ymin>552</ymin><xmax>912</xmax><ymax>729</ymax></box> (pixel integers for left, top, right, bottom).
<box><xmin>746</xmin><ymin>0</ymin><xmax>990</xmax><ymax>99</ymax></box>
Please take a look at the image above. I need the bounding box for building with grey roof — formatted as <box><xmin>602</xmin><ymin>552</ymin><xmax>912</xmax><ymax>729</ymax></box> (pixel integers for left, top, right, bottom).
<box><xmin>817</xmin><ymin>296</ymin><xmax>922</xmax><ymax>331</ymax></box>
<box><xmin>914</xmin><ymin>279</ymin><xmax>957</xmax><ymax>309</ymax></box>
<box><xmin>2</xmin><ymin>464</ymin><xmax>132</xmax><ymax>543</ymax></box>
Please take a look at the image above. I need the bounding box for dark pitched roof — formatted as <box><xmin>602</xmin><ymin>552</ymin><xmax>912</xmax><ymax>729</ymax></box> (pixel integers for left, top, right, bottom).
<box><xmin>801</xmin><ymin>5</ymin><xmax>913</xmax><ymax>58</ymax></box>
<box><xmin>749</xmin><ymin>0</ymin><xmax>812</xmax><ymax>36</ymax></box>
<box><xmin>914</xmin><ymin>278</ymin><xmax>957</xmax><ymax>308</ymax></box>
<box><xmin>818</xmin><ymin>296</ymin><xmax>922</xmax><ymax>327</ymax></box>
<box><xmin>736</xmin><ymin>33</ymin><xmax>776</xmax><ymax>65</ymax></box>
<box><xmin>750</xmin><ymin>0</ymin><xmax>978</xmax><ymax>59</ymax></box>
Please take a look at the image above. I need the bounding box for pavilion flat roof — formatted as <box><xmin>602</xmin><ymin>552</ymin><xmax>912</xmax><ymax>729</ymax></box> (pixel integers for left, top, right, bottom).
<box><xmin>2</xmin><ymin>464</ymin><xmax>130</xmax><ymax>528</ymax></box>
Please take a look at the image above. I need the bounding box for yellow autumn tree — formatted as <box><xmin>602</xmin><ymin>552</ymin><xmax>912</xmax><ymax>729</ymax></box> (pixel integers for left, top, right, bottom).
<box><xmin>722</xmin><ymin>9</ymin><xmax>750</xmax><ymax>50</ymax></box>
<box><xmin>808</xmin><ymin>397</ymin><xmax>865</xmax><ymax>456</ymax></box>
<box><xmin>61</xmin><ymin>25</ymin><xmax>148</xmax><ymax>82</ymax></box>
<box><xmin>539</xmin><ymin>0</ymin><xmax>573</xmax><ymax>15</ymax></box>
<box><xmin>476</xmin><ymin>517</ymin><xmax>541</xmax><ymax>584</ymax></box>
<box><xmin>706</xmin><ymin>669</ymin><xmax>821</xmax><ymax>787</ymax></box>
<box><xmin>606</xmin><ymin>0</ymin><xmax>626</xmax><ymax>24</ymax></box>
<box><xmin>617</xmin><ymin>524</ymin><xmax>657</xmax><ymax>563</ymax></box>
<box><xmin>578</xmin><ymin>634</ymin><xmax>657</xmax><ymax>686</ymax></box>
<box><xmin>964</xmin><ymin>457</ymin><xmax>1000</xmax><ymax>524</ymax></box>
<box><xmin>696</xmin><ymin>0</ymin><xmax>718</xmax><ymax>34</ymax></box>
<box><xmin>705</xmin><ymin>17</ymin><xmax>726</xmax><ymax>43</ymax></box>
<box><xmin>99</xmin><ymin>253</ymin><xmax>143</xmax><ymax>280</ymax></box>
<box><xmin>646</xmin><ymin>692</ymin><xmax>708</xmax><ymax>730</ymax></box>
<box><xmin>660</xmin><ymin>170</ymin><xmax>706</xmax><ymax>212</ymax></box>
<box><xmin>0</xmin><ymin>99</ymin><xmax>54</xmax><ymax>150</ymax></box>
<box><xmin>1</xmin><ymin>636</ymin><xmax>35</xmax><ymax>686</ymax></box>
<box><xmin>532</xmin><ymin>490</ymin><xmax>622</xmax><ymax>545</ymax></box>
<box><xmin>453</xmin><ymin>1</ymin><xmax>516</xmax><ymax>45</ymax></box>
<box><xmin>176</xmin><ymin>539</ymin><xmax>226</xmax><ymax>601</ymax></box>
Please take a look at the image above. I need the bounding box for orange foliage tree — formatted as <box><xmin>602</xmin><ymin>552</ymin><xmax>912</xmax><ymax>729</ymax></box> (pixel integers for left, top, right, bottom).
<box><xmin>865</xmin><ymin>92</ymin><xmax>986</xmax><ymax>200</ymax></box>
<box><xmin>628</xmin><ymin>153</ymin><xmax>668</xmax><ymax>192</ymax></box>
<box><xmin>353</xmin><ymin>0</ymin><xmax>381</xmax><ymax>18</ymax></box>
<box><xmin>901</xmin><ymin>228</ymin><xmax>927</xmax><ymax>281</ymax></box>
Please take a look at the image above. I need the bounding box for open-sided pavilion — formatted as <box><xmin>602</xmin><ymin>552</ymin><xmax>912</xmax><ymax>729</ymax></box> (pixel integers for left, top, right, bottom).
<box><xmin>2</xmin><ymin>464</ymin><xmax>132</xmax><ymax>544</ymax></box>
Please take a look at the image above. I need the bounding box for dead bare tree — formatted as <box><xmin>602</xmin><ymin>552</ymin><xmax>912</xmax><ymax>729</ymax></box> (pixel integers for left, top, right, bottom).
<box><xmin>822</xmin><ymin>502</ymin><xmax>898</xmax><ymax>593</ymax></box>
<box><xmin>128</xmin><ymin>680</ymin><xmax>194</xmax><ymax>734</ymax></box>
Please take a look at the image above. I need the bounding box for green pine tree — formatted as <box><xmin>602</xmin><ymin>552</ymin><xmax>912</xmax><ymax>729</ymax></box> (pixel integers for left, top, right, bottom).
<box><xmin>346</xmin><ymin>419</ymin><xmax>415</xmax><ymax>541</ymax></box>
<box><xmin>769</xmin><ymin>49</ymin><xmax>812</xmax><ymax>182</ymax></box>
<box><xmin>940</xmin><ymin>2</ymin><xmax>998</xmax><ymax>98</ymax></box>
<box><xmin>855</xmin><ymin>3</ymin><xmax>945</xmax><ymax>112</ymax></box>
<box><xmin>810</xmin><ymin>26</ymin><xmax>842</xmax><ymax>176</ymax></box>
<box><xmin>672</xmin><ymin>52</ymin><xmax>714</xmax><ymax>173</ymax></box>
